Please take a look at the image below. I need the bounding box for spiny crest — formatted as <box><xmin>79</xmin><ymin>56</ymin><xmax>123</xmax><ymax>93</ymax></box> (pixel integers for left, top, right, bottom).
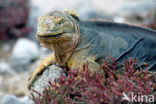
<box><xmin>62</xmin><ymin>9</ymin><xmax>79</xmax><ymax>20</ymax></box>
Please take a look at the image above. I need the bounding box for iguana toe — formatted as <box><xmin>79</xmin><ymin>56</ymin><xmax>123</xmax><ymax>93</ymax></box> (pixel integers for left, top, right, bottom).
<box><xmin>27</xmin><ymin>74</ymin><xmax>37</xmax><ymax>89</ymax></box>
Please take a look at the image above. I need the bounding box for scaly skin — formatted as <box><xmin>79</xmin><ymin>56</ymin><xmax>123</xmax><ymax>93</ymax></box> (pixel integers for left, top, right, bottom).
<box><xmin>28</xmin><ymin>10</ymin><xmax>94</xmax><ymax>89</ymax></box>
<box><xmin>28</xmin><ymin>10</ymin><xmax>156</xmax><ymax>89</ymax></box>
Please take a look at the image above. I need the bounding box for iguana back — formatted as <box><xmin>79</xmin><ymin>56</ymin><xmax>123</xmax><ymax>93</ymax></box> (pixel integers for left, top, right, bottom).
<box><xmin>76</xmin><ymin>20</ymin><xmax>156</xmax><ymax>70</ymax></box>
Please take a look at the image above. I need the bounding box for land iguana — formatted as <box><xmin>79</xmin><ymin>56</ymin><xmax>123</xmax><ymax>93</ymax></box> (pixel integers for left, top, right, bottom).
<box><xmin>28</xmin><ymin>10</ymin><xmax>156</xmax><ymax>89</ymax></box>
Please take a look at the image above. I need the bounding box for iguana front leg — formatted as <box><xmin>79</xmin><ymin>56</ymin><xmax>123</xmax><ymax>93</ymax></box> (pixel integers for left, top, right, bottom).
<box><xmin>85</xmin><ymin>57</ymin><xmax>100</xmax><ymax>72</ymax></box>
<box><xmin>28</xmin><ymin>53</ymin><xmax>56</xmax><ymax>89</ymax></box>
<box><xmin>68</xmin><ymin>55</ymin><xmax>102</xmax><ymax>73</ymax></box>
<box><xmin>84</xmin><ymin>58</ymin><xmax>105</xmax><ymax>76</ymax></box>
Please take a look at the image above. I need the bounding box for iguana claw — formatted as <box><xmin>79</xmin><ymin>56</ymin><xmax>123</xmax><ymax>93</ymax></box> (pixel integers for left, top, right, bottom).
<box><xmin>27</xmin><ymin>74</ymin><xmax>37</xmax><ymax>89</ymax></box>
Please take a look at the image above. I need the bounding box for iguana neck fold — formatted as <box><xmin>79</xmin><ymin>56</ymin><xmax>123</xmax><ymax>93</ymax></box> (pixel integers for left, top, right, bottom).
<box><xmin>55</xmin><ymin>15</ymin><xmax>80</xmax><ymax>66</ymax></box>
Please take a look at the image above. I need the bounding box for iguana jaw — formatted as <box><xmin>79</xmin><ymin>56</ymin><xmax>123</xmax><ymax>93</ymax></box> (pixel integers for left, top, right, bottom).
<box><xmin>37</xmin><ymin>32</ymin><xmax>65</xmax><ymax>38</ymax></box>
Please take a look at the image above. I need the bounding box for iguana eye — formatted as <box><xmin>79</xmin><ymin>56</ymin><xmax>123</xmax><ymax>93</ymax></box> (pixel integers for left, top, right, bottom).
<box><xmin>57</xmin><ymin>22</ymin><xmax>63</xmax><ymax>27</ymax></box>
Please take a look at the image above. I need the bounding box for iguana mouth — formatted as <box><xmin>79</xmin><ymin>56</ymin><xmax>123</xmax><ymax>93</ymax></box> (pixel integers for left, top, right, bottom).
<box><xmin>37</xmin><ymin>32</ymin><xmax>65</xmax><ymax>38</ymax></box>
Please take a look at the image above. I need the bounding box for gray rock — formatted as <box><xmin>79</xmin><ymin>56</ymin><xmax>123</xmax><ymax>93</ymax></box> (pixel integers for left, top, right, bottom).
<box><xmin>32</xmin><ymin>65</ymin><xmax>65</xmax><ymax>96</ymax></box>
<box><xmin>19</xmin><ymin>96</ymin><xmax>34</xmax><ymax>104</ymax></box>
<box><xmin>0</xmin><ymin>62</ymin><xmax>16</xmax><ymax>75</ymax></box>
<box><xmin>1</xmin><ymin>95</ymin><xmax>22</xmax><ymax>104</ymax></box>
<box><xmin>11</xmin><ymin>38</ymin><xmax>39</xmax><ymax>72</ymax></box>
<box><xmin>0</xmin><ymin>95</ymin><xmax>34</xmax><ymax>104</ymax></box>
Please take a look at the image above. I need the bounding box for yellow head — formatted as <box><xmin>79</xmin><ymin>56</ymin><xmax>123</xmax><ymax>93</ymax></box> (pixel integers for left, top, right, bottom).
<box><xmin>36</xmin><ymin>11</ymin><xmax>79</xmax><ymax>43</ymax></box>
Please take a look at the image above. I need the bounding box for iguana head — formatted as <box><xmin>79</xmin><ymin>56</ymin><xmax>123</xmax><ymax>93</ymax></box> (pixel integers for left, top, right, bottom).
<box><xmin>36</xmin><ymin>10</ymin><xmax>79</xmax><ymax>44</ymax></box>
<box><xmin>36</xmin><ymin>10</ymin><xmax>79</xmax><ymax>64</ymax></box>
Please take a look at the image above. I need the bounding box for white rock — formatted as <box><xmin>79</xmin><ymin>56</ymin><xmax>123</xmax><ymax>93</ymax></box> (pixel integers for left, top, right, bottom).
<box><xmin>19</xmin><ymin>96</ymin><xmax>34</xmax><ymax>104</ymax></box>
<box><xmin>1</xmin><ymin>95</ymin><xmax>21</xmax><ymax>104</ymax></box>
<box><xmin>0</xmin><ymin>62</ymin><xmax>16</xmax><ymax>75</ymax></box>
<box><xmin>11</xmin><ymin>38</ymin><xmax>39</xmax><ymax>72</ymax></box>
<box><xmin>0</xmin><ymin>95</ymin><xmax>34</xmax><ymax>104</ymax></box>
<box><xmin>11</xmin><ymin>38</ymin><xmax>39</xmax><ymax>63</ymax></box>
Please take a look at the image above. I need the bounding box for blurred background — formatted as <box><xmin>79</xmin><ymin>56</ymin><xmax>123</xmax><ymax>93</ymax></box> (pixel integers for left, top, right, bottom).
<box><xmin>0</xmin><ymin>0</ymin><xmax>156</xmax><ymax>103</ymax></box>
